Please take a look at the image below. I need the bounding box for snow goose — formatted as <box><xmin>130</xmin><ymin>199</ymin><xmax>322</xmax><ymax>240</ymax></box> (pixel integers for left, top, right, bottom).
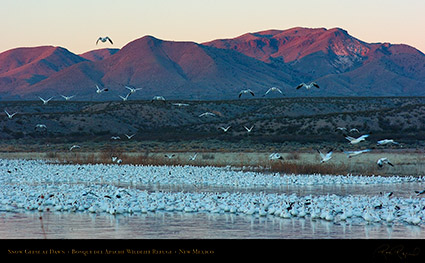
<box><xmin>219</xmin><ymin>126</ymin><xmax>231</xmax><ymax>132</ymax></box>
<box><xmin>263</xmin><ymin>87</ymin><xmax>283</xmax><ymax>96</ymax></box>
<box><xmin>199</xmin><ymin>112</ymin><xmax>216</xmax><ymax>117</ymax></box>
<box><xmin>296</xmin><ymin>82</ymin><xmax>320</xmax><ymax>90</ymax></box>
<box><xmin>35</xmin><ymin>124</ymin><xmax>47</xmax><ymax>130</ymax></box>
<box><xmin>377</xmin><ymin>139</ymin><xmax>399</xmax><ymax>146</ymax></box>
<box><xmin>165</xmin><ymin>154</ymin><xmax>176</xmax><ymax>159</ymax></box>
<box><xmin>172</xmin><ymin>103</ymin><xmax>189</xmax><ymax>107</ymax></box>
<box><xmin>124</xmin><ymin>134</ymin><xmax>135</xmax><ymax>139</ymax></box>
<box><xmin>344</xmin><ymin>134</ymin><xmax>369</xmax><ymax>144</ymax></box>
<box><xmin>95</xmin><ymin>85</ymin><xmax>108</xmax><ymax>94</ymax></box>
<box><xmin>415</xmin><ymin>189</ymin><xmax>425</xmax><ymax>196</ymax></box>
<box><xmin>60</xmin><ymin>95</ymin><xmax>75</xmax><ymax>101</ymax></box>
<box><xmin>189</xmin><ymin>153</ymin><xmax>198</xmax><ymax>161</ymax></box>
<box><xmin>377</xmin><ymin>157</ymin><xmax>394</xmax><ymax>168</ymax></box>
<box><xmin>349</xmin><ymin>128</ymin><xmax>360</xmax><ymax>133</ymax></box>
<box><xmin>269</xmin><ymin>153</ymin><xmax>283</xmax><ymax>160</ymax></box>
<box><xmin>4</xmin><ymin>110</ymin><xmax>17</xmax><ymax>119</ymax></box>
<box><xmin>317</xmin><ymin>149</ymin><xmax>333</xmax><ymax>163</ymax></box>
<box><xmin>119</xmin><ymin>93</ymin><xmax>131</xmax><ymax>101</ymax></box>
<box><xmin>344</xmin><ymin>149</ymin><xmax>371</xmax><ymax>158</ymax></box>
<box><xmin>110</xmin><ymin>136</ymin><xmax>121</xmax><ymax>140</ymax></box>
<box><xmin>238</xmin><ymin>89</ymin><xmax>255</xmax><ymax>98</ymax></box>
<box><xmin>39</xmin><ymin>96</ymin><xmax>53</xmax><ymax>105</ymax></box>
<box><xmin>244</xmin><ymin>125</ymin><xmax>254</xmax><ymax>133</ymax></box>
<box><xmin>96</xmin><ymin>36</ymin><xmax>113</xmax><ymax>45</ymax></box>
<box><xmin>69</xmin><ymin>145</ymin><xmax>80</xmax><ymax>151</ymax></box>
<box><xmin>125</xmin><ymin>86</ymin><xmax>142</xmax><ymax>94</ymax></box>
<box><xmin>151</xmin><ymin>96</ymin><xmax>166</xmax><ymax>102</ymax></box>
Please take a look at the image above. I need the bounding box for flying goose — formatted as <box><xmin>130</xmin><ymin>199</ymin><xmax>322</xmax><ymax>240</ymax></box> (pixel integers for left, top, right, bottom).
<box><xmin>110</xmin><ymin>136</ymin><xmax>121</xmax><ymax>140</ymax></box>
<box><xmin>317</xmin><ymin>149</ymin><xmax>333</xmax><ymax>163</ymax></box>
<box><xmin>35</xmin><ymin>124</ymin><xmax>47</xmax><ymax>130</ymax></box>
<box><xmin>238</xmin><ymin>89</ymin><xmax>255</xmax><ymax>98</ymax></box>
<box><xmin>349</xmin><ymin>128</ymin><xmax>360</xmax><ymax>133</ymax></box>
<box><xmin>69</xmin><ymin>145</ymin><xmax>80</xmax><ymax>151</ymax></box>
<box><xmin>125</xmin><ymin>86</ymin><xmax>142</xmax><ymax>94</ymax></box>
<box><xmin>269</xmin><ymin>153</ymin><xmax>283</xmax><ymax>160</ymax></box>
<box><xmin>119</xmin><ymin>93</ymin><xmax>131</xmax><ymax>101</ymax></box>
<box><xmin>165</xmin><ymin>154</ymin><xmax>176</xmax><ymax>159</ymax></box>
<box><xmin>219</xmin><ymin>126</ymin><xmax>231</xmax><ymax>132</ymax></box>
<box><xmin>172</xmin><ymin>103</ymin><xmax>189</xmax><ymax>107</ymax></box>
<box><xmin>344</xmin><ymin>134</ymin><xmax>369</xmax><ymax>144</ymax></box>
<box><xmin>296</xmin><ymin>82</ymin><xmax>320</xmax><ymax>90</ymax></box>
<box><xmin>189</xmin><ymin>153</ymin><xmax>198</xmax><ymax>161</ymax></box>
<box><xmin>152</xmin><ymin>96</ymin><xmax>166</xmax><ymax>102</ymax></box>
<box><xmin>39</xmin><ymin>96</ymin><xmax>53</xmax><ymax>105</ymax></box>
<box><xmin>60</xmin><ymin>95</ymin><xmax>75</xmax><ymax>101</ymax></box>
<box><xmin>343</xmin><ymin>149</ymin><xmax>371</xmax><ymax>158</ymax></box>
<box><xmin>377</xmin><ymin>157</ymin><xmax>393</xmax><ymax>168</ymax></box>
<box><xmin>244</xmin><ymin>125</ymin><xmax>254</xmax><ymax>133</ymax></box>
<box><xmin>96</xmin><ymin>85</ymin><xmax>108</xmax><ymax>94</ymax></box>
<box><xmin>199</xmin><ymin>112</ymin><xmax>216</xmax><ymax>117</ymax></box>
<box><xmin>124</xmin><ymin>134</ymin><xmax>135</xmax><ymax>139</ymax></box>
<box><xmin>4</xmin><ymin>110</ymin><xmax>17</xmax><ymax>119</ymax></box>
<box><xmin>377</xmin><ymin>139</ymin><xmax>399</xmax><ymax>146</ymax></box>
<box><xmin>263</xmin><ymin>87</ymin><xmax>283</xmax><ymax>96</ymax></box>
<box><xmin>96</xmin><ymin>36</ymin><xmax>113</xmax><ymax>45</ymax></box>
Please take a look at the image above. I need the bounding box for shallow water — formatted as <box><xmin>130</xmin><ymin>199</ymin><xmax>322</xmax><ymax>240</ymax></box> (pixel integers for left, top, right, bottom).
<box><xmin>1</xmin><ymin>211</ymin><xmax>424</xmax><ymax>239</ymax></box>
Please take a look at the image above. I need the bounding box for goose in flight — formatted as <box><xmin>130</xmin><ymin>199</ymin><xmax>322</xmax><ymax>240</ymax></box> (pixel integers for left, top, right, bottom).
<box><xmin>96</xmin><ymin>36</ymin><xmax>113</xmax><ymax>45</ymax></box>
<box><xmin>344</xmin><ymin>134</ymin><xmax>369</xmax><ymax>144</ymax></box>
<box><xmin>317</xmin><ymin>149</ymin><xmax>333</xmax><ymax>163</ymax></box>
<box><xmin>124</xmin><ymin>134</ymin><xmax>135</xmax><ymax>139</ymax></box>
<box><xmin>377</xmin><ymin>139</ymin><xmax>399</xmax><ymax>146</ymax></box>
<box><xmin>377</xmin><ymin>157</ymin><xmax>393</xmax><ymax>168</ymax></box>
<box><xmin>344</xmin><ymin>149</ymin><xmax>371</xmax><ymax>158</ymax></box>
<box><xmin>165</xmin><ymin>154</ymin><xmax>176</xmax><ymax>159</ymax></box>
<box><xmin>152</xmin><ymin>96</ymin><xmax>166</xmax><ymax>102</ymax></box>
<box><xmin>296</xmin><ymin>82</ymin><xmax>320</xmax><ymax>90</ymax></box>
<box><xmin>335</xmin><ymin>127</ymin><xmax>347</xmax><ymax>132</ymax></box>
<box><xmin>189</xmin><ymin>153</ymin><xmax>198</xmax><ymax>161</ymax></box>
<box><xmin>349</xmin><ymin>128</ymin><xmax>360</xmax><ymax>133</ymax></box>
<box><xmin>125</xmin><ymin>86</ymin><xmax>142</xmax><ymax>94</ymax></box>
<box><xmin>263</xmin><ymin>87</ymin><xmax>283</xmax><ymax>97</ymax></box>
<box><xmin>69</xmin><ymin>145</ymin><xmax>80</xmax><ymax>151</ymax></box>
<box><xmin>35</xmin><ymin>124</ymin><xmax>47</xmax><ymax>130</ymax></box>
<box><xmin>238</xmin><ymin>89</ymin><xmax>255</xmax><ymax>98</ymax></box>
<box><xmin>244</xmin><ymin>125</ymin><xmax>254</xmax><ymax>133</ymax></box>
<box><xmin>110</xmin><ymin>136</ymin><xmax>121</xmax><ymax>140</ymax></box>
<box><xmin>199</xmin><ymin>112</ymin><xmax>216</xmax><ymax>117</ymax></box>
<box><xmin>60</xmin><ymin>95</ymin><xmax>75</xmax><ymax>101</ymax></box>
<box><xmin>269</xmin><ymin>153</ymin><xmax>283</xmax><ymax>160</ymax></box>
<box><xmin>415</xmin><ymin>189</ymin><xmax>425</xmax><ymax>196</ymax></box>
<box><xmin>4</xmin><ymin>110</ymin><xmax>17</xmax><ymax>119</ymax></box>
<box><xmin>96</xmin><ymin>85</ymin><xmax>108</xmax><ymax>94</ymax></box>
<box><xmin>219</xmin><ymin>126</ymin><xmax>231</xmax><ymax>132</ymax></box>
<box><xmin>39</xmin><ymin>96</ymin><xmax>53</xmax><ymax>105</ymax></box>
<box><xmin>119</xmin><ymin>93</ymin><xmax>131</xmax><ymax>101</ymax></box>
<box><xmin>172</xmin><ymin>103</ymin><xmax>189</xmax><ymax>107</ymax></box>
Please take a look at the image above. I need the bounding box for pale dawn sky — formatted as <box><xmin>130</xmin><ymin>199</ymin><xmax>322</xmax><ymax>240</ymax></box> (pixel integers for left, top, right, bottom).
<box><xmin>1</xmin><ymin>0</ymin><xmax>424</xmax><ymax>54</ymax></box>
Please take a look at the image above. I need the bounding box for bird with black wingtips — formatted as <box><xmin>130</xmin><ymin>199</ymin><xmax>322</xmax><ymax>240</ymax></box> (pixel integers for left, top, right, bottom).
<box><xmin>4</xmin><ymin>110</ymin><xmax>17</xmax><ymax>119</ymax></box>
<box><xmin>263</xmin><ymin>87</ymin><xmax>283</xmax><ymax>97</ymax></box>
<box><xmin>377</xmin><ymin>157</ymin><xmax>394</xmax><ymax>168</ymax></box>
<box><xmin>296</xmin><ymin>82</ymin><xmax>320</xmax><ymax>90</ymax></box>
<box><xmin>238</xmin><ymin>89</ymin><xmax>255</xmax><ymax>98</ymax></box>
<box><xmin>317</xmin><ymin>149</ymin><xmax>333</xmax><ymax>163</ymax></box>
<box><xmin>96</xmin><ymin>36</ymin><xmax>113</xmax><ymax>45</ymax></box>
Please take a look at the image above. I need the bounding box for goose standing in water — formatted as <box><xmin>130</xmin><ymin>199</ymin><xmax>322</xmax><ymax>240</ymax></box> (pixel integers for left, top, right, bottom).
<box><xmin>96</xmin><ymin>36</ymin><xmax>113</xmax><ymax>45</ymax></box>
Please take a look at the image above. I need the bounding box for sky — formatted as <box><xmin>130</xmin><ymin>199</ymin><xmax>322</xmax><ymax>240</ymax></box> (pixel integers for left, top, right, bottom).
<box><xmin>1</xmin><ymin>0</ymin><xmax>424</xmax><ymax>54</ymax></box>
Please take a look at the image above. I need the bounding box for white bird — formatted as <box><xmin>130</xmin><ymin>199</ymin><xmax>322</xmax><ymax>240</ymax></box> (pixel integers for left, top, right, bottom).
<box><xmin>219</xmin><ymin>126</ymin><xmax>231</xmax><ymax>132</ymax></box>
<box><xmin>111</xmin><ymin>156</ymin><xmax>118</xmax><ymax>162</ymax></box>
<box><xmin>296</xmin><ymin>82</ymin><xmax>320</xmax><ymax>90</ymax></box>
<box><xmin>263</xmin><ymin>87</ymin><xmax>283</xmax><ymax>96</ymax></box>
<box><xmin>39</xmin><ymin>96</ymin><xmax>53</xmax><ymax>105</ymax></box>
<box><xmin>172</xmin><ymin>103</ymin><xmax>189</xmax><ymax>107</ymax></box>
<box><xmin>377</xmin><ymin>158</ymin><xmax>393</xmax><ymax>168</ymax></box>
<box><xmin>345</xmin><ymin>134</ymin><xmax>369</xmax><ymax>144</ymax></box>
<box><xmin>60</xmin><ymin>95</ymin><xmax>75</xmax><ymax>101</ymax></box>
<box><xmin>317</xmin><ymin>149</ymin><xmax>333</xmax><ymax>163</ymax></box>
<box><xmin>244</xmin><ymin>125</ymin><xmax>254</xmax><ymax>133</ymax></box>
<box><xmin>415</xmin><ymin>189</ymin><xmax>425</xmax><ymax>196</ymax></box>
<box><xmin>199</xmin><ymin>112</ymin><xmax>216</xmax><ymax>117</ymax></box>
<box><xmin>125</xmin><ymin>86</ymin><xmax>142</xmax><ymax>94</ymax></box>
<box><xmin>269</xmin><ymin>153</ymin><xmax>283</xmax><ymax>160</ymax></box>
<box><xmin>165</xmin><ymin>154</ymin><xmax>176</xmax><ymax>159</ymax></box>
<box><xmin>119</xmin><ymin>93</ymin><xmax>131</xmax><ymax>101</ymax></box>
<box><xmin>189</xmin><ymin>153</ymin><xmax>198</xmax><ymax>161</ymax></box>
<box><xmin>335</xmin><ymin>127</ymin><xmax>347</xmax><ymax>132</ymax></box>
<box><xmin>152</xmin><ymin>96</ymin><xmax>166</xmax><ymax>102</ymax></box>
<box><xmin>96</xmin><ymin>36</ymin><xmax>113</xmax><ymax>45</ymax></box>
<box><xmin>95</xmin><ymin>85</ymin><xmax>108</xmax><ymax>94</ymax></box>
<box><xmin>69</xmin><ymin>145</ymin><xmax>80</xmax><ymax>151</ymax></box>
<box><xmin>110</xmin><ymin>136</ymin><xmax>121</xmax><ymax>140</ymax></box>
<box><xmin>124</xmin><ymin>134</ymin><xmax>135</xmax><ymax>139</ymax></box>
<box><xmin>377</xmin><ymin>139</ymin><xmax>399</xmax><ymax>146</ymax></box>
<box><xmin>344</xmin><ymin>149</ymin><xmax>371</xmax><ymax>158</ymax></box>
<box><xmin>4</xmin><ymin>110</ymin><xmax>17</xmax><ymax>119</ymax></box>
<box><xmin>349</xmin><ymin>128</ymin><xmax>360</xmax><ymax>133</ymax></box>
<box><xmin>238</xmin><ymin>89</ymin><xmax>255</xmax><ymax>98</ymax></box>
<box><xmin>35</xmin><ymin>124</ymin><xmax>47</xmax><ymax>130</ymax></box>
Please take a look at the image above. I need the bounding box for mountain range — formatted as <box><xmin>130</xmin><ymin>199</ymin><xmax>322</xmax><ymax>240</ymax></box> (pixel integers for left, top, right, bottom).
<box><xmin>1</xmin><ymin>27</ymin><xmax>424</xmax><ymax>100</ymax></box>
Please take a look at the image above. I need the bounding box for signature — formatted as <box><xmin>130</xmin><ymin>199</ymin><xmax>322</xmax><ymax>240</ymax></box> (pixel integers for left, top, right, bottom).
<box><xmin>375</xmin><ymin>244</ymin><xmax>421</xmax><ymax>261</ymax></box>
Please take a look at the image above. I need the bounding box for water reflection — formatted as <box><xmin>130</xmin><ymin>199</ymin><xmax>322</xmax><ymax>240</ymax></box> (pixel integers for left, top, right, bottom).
<box><xmin>0</xmin><ymin>211</ymin><xmax>424</xmax><ymax>239</ymax></box>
